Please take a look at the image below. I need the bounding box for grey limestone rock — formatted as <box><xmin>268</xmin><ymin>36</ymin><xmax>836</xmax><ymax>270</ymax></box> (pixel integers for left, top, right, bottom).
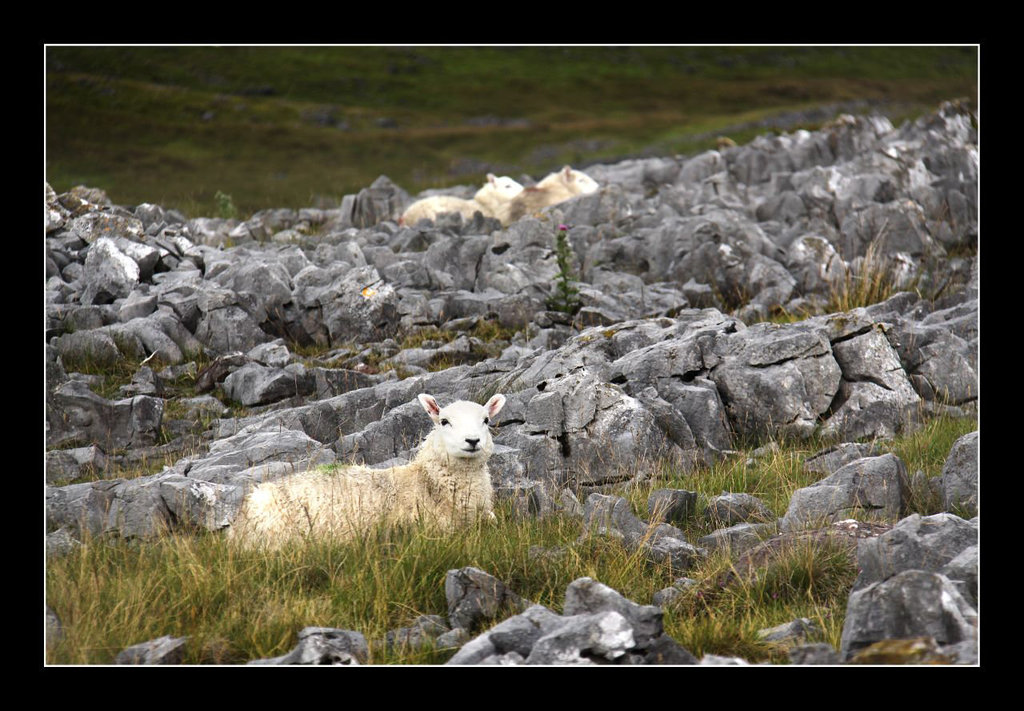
<box><xmin>46</xmin><ymin>379</ymin><xmax>164</xmax><ymax>450</ymax></box>
<box><xmin>193</xmin><ymin>303</ymin><xmax>272</xmax><ymax>356</ymax></box>
<box><xmin>698</xmin><ymin>521</ymin><xmax>776</xmax><ymax>557</ymax></box>
<box><xmin>46</xmin><ymin>444</ymin><xmax>108</xmax><ymax>484</ymax></box>
<box><xmin>524</xmin><ymin>610</ymin><xmax>636</xmax><ymax>664</ymax></box>
<box><xmin>46</xmin><ymin>526</ymin><xmax>82</xmax><ymax>557</ymax></box>
<box><xmin>186</xmin><ymin>428</ymin><xmax>337</xmax><ymax>484</ymax></box>
<box><xmin>248</xmin><ymin>627</ymin><xmax>368</xmax><ymax>665</ymax></box>
<box><xmin>780</xmin><ymin>453</ymin><xmax>911</xmax><ymax>532</ymax></box>
<box><xmin>941</xmin><ymin>544</ymin><xmax>979</xmax><ymax>608</ymax></box>
<box><xmin>80</xmin><ymin>237</ymin><xmax>140</xmax><ymax>305</ymax></box>
<box><xmin>563</xmin><ymin>577</ymin><xmax>663</xmax><ymax>649</ymax></box>
<box><xmin>823</xmin><ymin>325</ymin><xmax>922</xmax><ymax>440</ymax></box>
<box><xmin>709</xmin><ymin>321</ymin><xmax>842</xmax><ymax>439</ymax></box>
<box><xmin>445</xmin><ymin>567</ymin><xmax>532</xmax><ymax>633</ymax></box>
<box><xmin>647</xmin><ymin>488</ymin><xmax>698</xmax><ymax>525</ymax></box>
<box><xmin>704</xmin><ymin>492</ymin><xmax>774</xmax><ymax>525</ymax></box>
<box><xmin>853</xmin><ymin>512</ymin><xmax>978</xmax><ymax>592</ymax></box>
<box><xmin>581</xmin><ymin>493</ymin><xmax>705</xmax><ymax>571</ymax></box>
<box><xmin>940</xmin><ymin>430</ymin><xmax>978</xmax><ymax>516</ymax></box>
<box><xmin>114</xmin><ymin>635</ymin><xmax>188</xmax><ymax>665</ymax></box>
<box><xmin>840</xmin><ymin>570</ymin><xmax>977</xmax><ymax>662</ymax></box>
<box><xmin>52</xmin><ymin>328</ymin><xmax>125</xmax><ymax>370</ymax></box>
<box><xmin>446</xmin><ymin>604</ymin><xmax>565</xmax><ymax>665</ymax></box>
<box><xmin>382</xmin><ymin>615</ymin><xmax>451</xmax><ymax>653</ymax></box>
<box><xmin>347</xmin><ymin>175</ymin><xmax>410</xmax><ymax>228</ymax></box>
<box><xmin>757</xmin><ymin>617</ymin><xmax>819</xmax><ymax>643</ymax></box>
<box><xmin>221</xmin><ymin>362</ymin><xmax>314</xmax><ymax>406</ymax></box>
<box><xmin>431</xmin><ymin>577</ymin><xmax>700</xmax><ymax>665</ymax></box>
<box><xmin>159</xmin><ymin>476</ymin><xmax>246</xmax><ymax>532</ymax></box>
<box><xmin>804</xmin><ymin>442</ymin><xmax>883</xmax><ymax>476</ymax></box>
<box><xmin>784</xmin><ymin>234</ymin><xmax>849</xmax><ymax>295</ymax></box>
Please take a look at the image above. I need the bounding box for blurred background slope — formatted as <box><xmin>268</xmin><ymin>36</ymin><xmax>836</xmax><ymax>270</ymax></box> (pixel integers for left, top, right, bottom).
<box><xmin>44</xmin><ymin>45</ymin><xmax>978</xmax><ymax>218</ymax></box>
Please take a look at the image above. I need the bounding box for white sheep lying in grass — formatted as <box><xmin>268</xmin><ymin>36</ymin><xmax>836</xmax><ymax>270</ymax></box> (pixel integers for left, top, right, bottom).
<box><xmin>399</xmin><ymin>174</ymin><xmax>524</xmax><ymax>226</ymax></box>
<box><xmin>227</xmin><ymin>393</ymin><xmax>507</xmax><ymax>549</ymax></box>
<box><xmin>500</xmin><ymin>165</ymin><xmax>600</xmax><ymax>224</ymax></box>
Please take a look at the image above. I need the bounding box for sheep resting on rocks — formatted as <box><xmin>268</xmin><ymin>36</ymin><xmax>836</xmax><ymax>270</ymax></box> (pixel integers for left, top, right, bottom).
<box><xmin>399</xmin><ymin>174</ymin><xmax>524</xmax><ymax>226</ymax></box>
<box><xmin>500</xmin><ymin>165</ymin><xmax>600</xmax><ymax>224</ymax></box>
<box><xmin>227</xmin><ymin>393</ymin><xmax>507</xmax><ymax>549</ymax></box>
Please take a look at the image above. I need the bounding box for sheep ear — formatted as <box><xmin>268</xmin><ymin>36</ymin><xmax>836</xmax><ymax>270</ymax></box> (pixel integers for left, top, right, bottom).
<box><xmin>562</xmin><ymin>165</ymin><xmax>573</xmax><ymax>178</ymax></box>
<box><xmin>485</xmin><ymin>394</ymin><xmax>506</xmax><ymax>418</ymax></box>
<box><xmin>418</xmin><ymin>394</ymin><xmax>441</xmax><ymax>421</ymax></box>
<box><xmin>487</xmin><ymin>173</ymin><xmax>497</xmax><ymax>184</ymax></box>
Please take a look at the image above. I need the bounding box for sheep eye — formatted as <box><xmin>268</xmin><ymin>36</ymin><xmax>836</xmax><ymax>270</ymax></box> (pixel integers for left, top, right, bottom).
<box><xmin>440</xmin><ymin>418</ymin><xmax>450</xmax><ymax>427</ymax></box>
<box><xmin>483</xmin><ymin>416</ymin><xmax>490</xmax><ymax>425</ymax></box>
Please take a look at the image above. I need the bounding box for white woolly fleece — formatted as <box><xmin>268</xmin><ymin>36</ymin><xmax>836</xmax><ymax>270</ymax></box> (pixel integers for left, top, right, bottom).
<box><xmin>228</xmin><ymin>393</ymin><xmax>506</xmax><ymax>549</ymax></box>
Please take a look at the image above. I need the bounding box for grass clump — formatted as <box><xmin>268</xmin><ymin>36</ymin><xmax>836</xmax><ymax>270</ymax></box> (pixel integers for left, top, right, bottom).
<box><xmin>47</xmin><ymin>507</ymin><xmax>651</xmax><ymax>665</ymax></box>
<box><xmin>663</xmin><ymin>537</ymin><xmax>856</xmax><ymax>662</ymax></box>
<box><xmin>826</xmin><ymin>238</ymin><xmax>906</xmax><ymax>314</ymax></box>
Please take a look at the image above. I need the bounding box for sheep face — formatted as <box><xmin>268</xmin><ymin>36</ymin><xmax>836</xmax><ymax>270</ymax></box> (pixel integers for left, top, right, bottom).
<box><xmin>477</xmin><ymin>174</ymin><xmax>525</xmax><ymax>201</ymax></box>
<box><xmin>474</xmin><ymin>174</ymin><xmax>524</xmax><ymax>214</ymax></box>
<box><xmin>539</xmin><ymin>165</ymin><xmax>600</xmax><ymax>195</ymax></box>
<box><xmin>418</xmin><ymin>393</ymin><xmax>506</xmax><ymax>459</ymax></box>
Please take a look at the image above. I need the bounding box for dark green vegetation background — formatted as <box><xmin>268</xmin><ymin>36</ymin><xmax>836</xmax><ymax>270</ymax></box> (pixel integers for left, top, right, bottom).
<box><xmin>45</xmin><ymin>45</ymin><xmax>977</xmax><ymax>218</ymax></box>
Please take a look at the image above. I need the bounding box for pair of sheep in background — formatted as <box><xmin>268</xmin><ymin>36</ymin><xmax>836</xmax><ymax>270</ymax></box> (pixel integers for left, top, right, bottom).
<box><xmin>229</xmin><ymin>393</ymin><xmax>507</xmax><ymax>549</ymax></box>
<box><xmin>400</xmin><ymin>165</ymin><xmax>600</xmax><ymax>227</ymax></box>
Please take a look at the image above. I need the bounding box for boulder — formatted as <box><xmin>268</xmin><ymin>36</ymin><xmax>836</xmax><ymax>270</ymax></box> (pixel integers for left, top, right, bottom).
<box><xmin>822</xmin><ymin>325</ymin><xmax>922</xmax><ymax>440</ymax></box>
<box><xmin>445</xmin><ymin>567</ymin><xmax>532</xmax><ymax>633</ymax></box>
<box><xmin>940</xmin><ymin>430</ymin><xmax>978</xmax><ymax>516</ymax></box>
<box><xmin>247</xmin><ymin>627</ymin><xmax>368</xmax><ymax>665</ymax></box>
<box><xmin>697</xmin><ymin>522</ymin><xmax>775</xmax><ymax>557</ymax></box>
<box><xmin>446</xmin><ymin>576</ymin><xmax>699</xmax><ymax>665</ymax></box>
<box><xmin>562</xmin><ymin>577</ymin><xmax>663</xmax><ymax>648</ymax></box>
<box><xmin>780</xmin><ymin>454</ymin><xmax>910</xmax><ymax>532</ymax></box>
<box><xmin>185</xmin><ymin>428</ymin><xmax>337</xmax><ymax>484</ymax></box>
<box><xmin>524</xmin><ymin>610</ymin><xmax>636</xmax><ymax>664</ymax></box>
<box><xmin>853</xmin><ymin>512</ymin><xmax>978</xmax><ymax>592</ymax></box>
<box><xmin>46</xmin><ymin>380</ymin><xmax>163</xmax><ymax>450</ymax></box>
<box><xmin>709</xmin><ymin>321</ymin><xmax>842</xmax><ymax>439</ymax></box>
<box><xmin>80</xmin><ymin>237</ymin><xmax>140</xmax><ymax>305</ymax></box>
<box><xmin>757</xmin><ymin>617</ymin><xmax>819</xmax><ymax>644</ymax></box>
<box><xmin>114</xmin><ymin>635</ymin><xmax>188</xmax><ymax>665</ymax></box>
<box><xmin>704</xmin><ymin>492</ymin><xmax>774</xmax><ymax>525</ymax></box>
<box><xmin>45</xmin><ymin>444</ymin><xmax>107</xmax><ymax>484</ymax></box>
<box><xmin>221</xmin><ymin>362</ymin><xmax>315</xmax><ymax>406</ymax></box>
<box><xmin>840</xmin><ymin>570</ymin><xmax>977</xmax><ymax>662</ymax></box>
<box><xmin>445</xmin><ymin>604</ymin><xmax>564</xmax><ymax>665</ymax></box>
<box><xmin>647</xmin><ymin>488</ymin><xmax>698</xmax><ymax>525</ymax></box>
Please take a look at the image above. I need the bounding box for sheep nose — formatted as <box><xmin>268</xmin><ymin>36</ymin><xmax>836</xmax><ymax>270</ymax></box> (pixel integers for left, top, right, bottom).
<box><xmin>465</xmin><ymin>438</ymin><xmax>480</xmax><ymax>449</ymax></box>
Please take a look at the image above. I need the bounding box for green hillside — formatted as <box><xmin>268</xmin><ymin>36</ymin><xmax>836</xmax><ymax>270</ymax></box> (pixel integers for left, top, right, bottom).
<box><xmin>45</xmin><ymin>45</ymin><xmax>978</xmax><ymax>217</ymax></box>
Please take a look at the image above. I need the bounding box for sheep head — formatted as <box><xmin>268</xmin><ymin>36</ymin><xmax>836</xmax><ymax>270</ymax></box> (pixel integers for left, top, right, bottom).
<box><xmin>474</xmin><ymin>174</ymin><xmax>524</xmax><ymax>210</ymax></box>
<box><xmin>417</xmin><ymin>393</ymin><xmax>506</xmax><ymax>460</ymax></box>
<box><xmin>538</xmin><ymin>165</ymin><xmax>600</xmax><ymax>195</ymax></box>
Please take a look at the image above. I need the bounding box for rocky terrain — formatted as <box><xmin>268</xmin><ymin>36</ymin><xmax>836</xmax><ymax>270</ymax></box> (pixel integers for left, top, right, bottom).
<box><xmin>44</xmin><ymin>100</ymin><xmax>979</xmax><ymax>664</ymax></box>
